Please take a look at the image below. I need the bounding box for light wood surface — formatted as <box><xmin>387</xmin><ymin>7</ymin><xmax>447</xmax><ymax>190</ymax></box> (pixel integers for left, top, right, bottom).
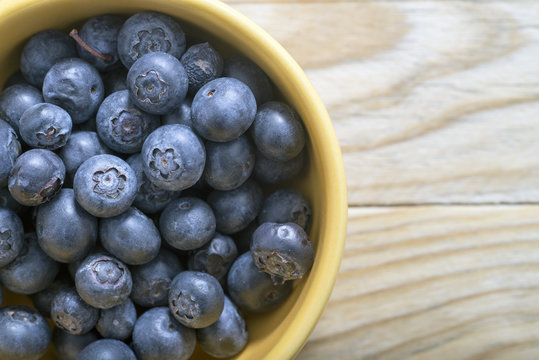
<box><xmin>224</xmin><ymin>1</ymin><xmax>539</xmax><ymax>359</ymax></box>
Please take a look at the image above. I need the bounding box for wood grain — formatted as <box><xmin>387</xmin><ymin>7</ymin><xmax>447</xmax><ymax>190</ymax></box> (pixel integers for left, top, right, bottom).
<box><xmin>226</xmin><ymin>1</ymin><xmax>539</xmax><ymax>205</ymax></box>
<box><xmin>298</xmin><ymin>206</ymin><xmax>539</xmax><ymax>359</ymax></box>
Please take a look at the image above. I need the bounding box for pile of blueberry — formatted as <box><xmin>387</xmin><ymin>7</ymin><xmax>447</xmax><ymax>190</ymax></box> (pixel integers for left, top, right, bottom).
<box><xmin>0</xmin><ymin>10</ymin><xmax>315</xmax><ymax>360</ymax></box>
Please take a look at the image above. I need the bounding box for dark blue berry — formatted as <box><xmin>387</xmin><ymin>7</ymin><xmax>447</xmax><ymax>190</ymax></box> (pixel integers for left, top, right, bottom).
<box><xmin>96</xmin><ymin>298</ymin><xmax>137</xmax><ymax>340</ymax></box>
<box><xmin>2</xmin><ymin>70</ymin><xmax>28</xmax><ymax>89</ymax></box>
<box><xmin>53</xmin><ymin>328</ymin><xmax>99</xmax><ymax>360</ymax></box>
<box><xmin>161</xmin><ymin>97</ymin><xmax>193</xmax><ymax>129</ymax></box>
<box><xmin>251</xmin><ymin>222</ymin><xmax>314</xmax><ymax>284</ymax></box>
<box><xmin>169</xmin><ymin>270</ymin><xmax>224</xmax><ymax>328</ymax></box>
<box><xmin>117</xmin><ymin>11</ymin><xmax>186</xmax><ymax>68</ymax></box>
<box><xmin>251</xmin><ymin>101</ymin><xmax>306</xmax><ymax>161</ymax></box>
<box><xmin>192</xmin><ymin>77</ymin><xmax>257</xmax><ymax>142</ymax></box>
<box><xmin>42</xmin><ymin>58</ymin><xmax>104</xmax><ymax>124</ymax></box>
<box><xmin>97</xmin><ymin>90</ymin><xmax>160</xmax><ymax>153</ymax></box>
<box><xmin>127</xmin><ymin>51</ymin><xmax>189</xmax><ymax>115</ymax></box>
<box><xmin>0</xmin><ymin>305</ymin><xmax>51</xmax><ymax>360</ymax></box>
<box><xmin>8</xmin><ymin>149</ymin><xmax>65</xmax><ymax>206</ymax></box>
<box><xmin>181</xmin><ymin>42</ymin><xmax>223</xmax><ymax>94</ymax></box>
<box><xmin>75</xmin><ymin>15</ymin><xmax>125</xmax><ymax>71</ymax></box>
<box><xmin>227</xmin><ymin>251</ymin><xmax>292</xmax><ymax>312</ymax></box>
<box><xmin>188</xmin><ymin>233</ymin><xmax>238</xmax><ymax>284</ymax></box>
<box><xmin>102</xmin><ymin>67</ymin><xmax>128</xmax><ymax>96</ymax></box>
<box><xmin>73</xmin><ymin>154</ymin><xmax>138</xmax><ymax>218</ymax></box>
<box><xmin>59</xmin><ymin>131</ymin><xmax>111</xmax><ymax>181</ymax></box>
<box><xmin>77</xmin><ymin>339</ymin><xmax>136</xmax><ymax>360</ymax></box>
<box><xmin>132</xmin><ymin>307</ymin><xmax>196</xmax><ymax>360</ymax></box>
<box><xmin>254</xmin><ymin>148</ymin><xmax>306</xmax><ymax>184</ymax></box>
<box><xmin>259</xmin><ymin>189</ymin><xmax>312</xmax><ymax>230</ymax></box>
<box><xmin>223</xmin><ymin>55</ymin><xmax>273</xmax><ymax>105</ymax></box>
<box><xmin>0</xmin><ymin>233</ymin><xmax>59</xmax><ymax>294</ymax></box>
<box><xmin>0</xmin><ymin>84</ymin><xmax>43</xmax><ymax>132</ymax></box>
<box><xmin>19</xmin><ymin>103</ymin><xmax>72</xmax><ymax>150</ymax></box>
<box><xmin>207</xmin><ymin>179</ymin><xmax>264</xmax><ymax>234</ymax></box>
<box><xmin>141</xmin><ymin>124</ymin><xmax>205</xmax><ymax>191</ymax></box>
<box><xmin>0</xmin><ymin>124</ymin><xmax>21</xmax><ymax>187</ymax></box>
<box><xmin>130</xmin><ymin>248</ymin><xmax>183</xmax><ymax>307</ymax></box>
<box><xmin>197</xmin><ymin>296</ymin><xmax>248</xmax><ymax>358</ymax></box>
<box><xmin>51</xmin><ymin>287</ymin><xmax>99</xmax><ymax>335</ymax></box>
<box><xmin>75</xmin><ymin>252</ymin><xmax>132</xmax><ymax>309</ymax></box>
<box><xmin>31</xmin><ymin>278</ymin><xmax>70</xmax><ymax>318</ymax></box>
<box><xmin>20</xmin><ymin>30</ymin><xmax>77</xmax><ymax>87</ymax></box>
<box><xmin>100</xmin><ymin>206</ymin><xmax>161</xmax><ymax>265</ymax></box>
<box><xmin>160</xmin><ymin>197</ymin><xmax>216</xmax><ymax>251</ymax></box>
<box><xmin>0</xmin><ymin>207</ymin><xmax>24</xmax><ymax>267</ymax></box>
<box><xmin>36</xmin><ymin>188</ymin><xmax>97</xmax><ymax>263</ymax></box>
<box><xmin>204</xmin><ymin>134</ymin><xmax>255</xmax><ymax>191</ymax></box>
<box><xmin>126</xmin><ymin>153</ymin><xmax>180</xmax><ymax>214</ymax></box>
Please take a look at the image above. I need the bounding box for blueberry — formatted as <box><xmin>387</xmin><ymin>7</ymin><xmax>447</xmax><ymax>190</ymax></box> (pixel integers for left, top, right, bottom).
<box><xmin>36</xmin><ymin>188</ymin><xmax>97</xmax><ymax>263</ymax></box>
<box><xmin>251</xmin><ymin>101</ymin><xmax>306</xmax><ymax>161</ymax></box>
<box><xmin>251</xmin><ymin>222</ymin><xmax>314</xmax><ymax>284</ymax></box>
<box><xmin>0</xmin><ymin>233</ymin><xmax>59</xmax><ymax>294</ymax></box>
<box><xmin>207</xmin><ymin>179</ymin><xmax>264</xmax><ymax>234</ymax></box>
<box><xmin>75</xmin><ymin>15</ymin><xmax>125</xmax><ymax>71</ymax></box>
<box><xmin>227</xmin><ymin>251</ymin><xmax>292</xmax><ymax>312</ymax></box>
<box><xmin>73</xmin><ymin>154</ymin><xmax>138</xmax><ymax>217</ymax></box>
<box><xmin>0</xmin><ymin>305</ymin><xmax>51</xmax><ymax>360</ymax></box>
<box><xmin>159</xmin><ymin>197</ymin><xmax>216</xmax><ymax>251</ymax></box>
<box><xmin>75</xmin><ymin>252</ymin><xmax>132</xmax><ymax>309</ymax></box>
<box><xmin>75</xmin><ymin>117</ymin><xmax>98</xmax><ymax>132</ymax></box>
<box><xmin>181</xmin><ymin>42</ymin><xmax>223</xmax><ymax>94</ymax></box>
<box><xmin>19</xmin><ymin>102</ymin><xmax>72</xmax><ymax>150</ymax></box>
<box><xmin>168</xmin><ymin>270</ymin><xmax>224</xmax><ymax>328</ymax></box>
<box><xmin>31</xmin><ymin>278</ymin><xmax>70</xmax><ymax>318</ymax></box>
<box><xmin>96</xmin><ymin>298</ymin><xmax>137</xmax><ymax>340</ymax></box>
<box><xmin>223</xmin><ymin>55</ymin><xmax>273</xmax><ymax>105</ymax></box>
<box><xmin>188</xmin><ymin>233</ymin><xmax>238</xmax><ymax>284</ymax></box>
<box><xmin>192</xmin><ymin>77</ymin><xmax>257</xmax><ymax>142</ymax></box>
<box><xmin>258</xmin><ymin>189</ymin><xmax>312</xmax><ymax>230</ymax></box>
<box><xmin>0</xmin><ymin>207</ymin><xmax>24</xmax><ymax>267</ymax></box>
<box><xmin>51</xmin><ymin>287</ymin><xmax>99</xmax><ymax>335</ymax></box>
<box><xmin>102</xmin><ymin>67</ymin><xmax>128</xmax><ymax>96</ymax></box>
<box><xmin>161</xmin><ymin>97</ymin><xmax>193</xmax><ymax>129</ymax></box>
<box><xmin>204</xmin><ymin>134</ymin><xmax>255</xmax><ymax>191</ymax></box>
<box><xmin>100</xmin><ymin>206</ymin><xmax>161</xmax><ymax>265</ymax></box>
<box><xmin>0</xmin><ymin>188</ymin><xmax>26</xmax><ymax>214</ymax></box>
<box><xmin>141</xmin><ymin>124</ymin><xmax>205</xmax><ymax>191</ymax></box>
<box><xmin>0</xmin><ymin>83</ymin><xmax>43</xmax><ymax>132</ymax></box>
<box><xmin>42</xmin><ymin>58</ymin><xmax>104</xmax><ymax>124</ymax></box>
<box><xmin>53</xmin><ymin>328</ymin><xmax>99</xmax><ymax>360</ymax></box>
<box><xmin>126</xmin><ymin>153</ymin><xmax>180</xmax><ymax>214</ymax></box>
<box><xmin>20</xmin><ymin>30</ymin><xmax>77</xmax><ymax>87</ymax></box>
<box><xmin>127</xmin><ymin>51</ymin><xmax>189</xmax><ymax>115</ymax></box>
<box><xmin>254</xmin><ymin>148</ymin><xmax>306</xmax><ymax>184</ymax></box>
<box><xmin>117</xmin><ymin>11</ymin><xmax>186</xmax><ymax>69</ymax></box>
<box><xmin>197</xmin><ymin>296</ymin><xmax>248</xmax><ymax>358</ymax></box>
<box><xmin>59</xmin><ymin>131</ymin><xmax>111</xmax><ymax>181</ymax></box>
<box><xmin>8</xmin><ymin>148</ymin><xmax>65</xmax><ymax>206</ymax></box>
<box><xmin>130</xmin><ymin>248</ymin><xmax>183</xmax><ymax>307</ymax></box>
<box><xmin>77</xmin><ymin>339</ymin><xmax>136</xmax><ymax>360</ymax></box>
<box><xmin>132</xmin><ymin>307</ymin><xmax>196</xmax><ymax>360</ymax></box>
<box><xmin>97</xmin><ymin>90</ymin><xmax>160</xmax><ymax>154</ymax></box>
<box><xmin>0</xmin><ymin>124</ymin><xmax>21</xmax><ymax>188</ymax></box>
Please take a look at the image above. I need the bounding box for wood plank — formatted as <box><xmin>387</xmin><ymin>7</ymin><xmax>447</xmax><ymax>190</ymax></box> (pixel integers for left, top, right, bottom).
<box><xmin>225</xmin><ymin>1</ymin><xmax>539</xmax><ymax>204</ymax></box>
<box><xmin>297</xmin><ymin>206</ymin><xmax>539</xmax><ymax>359</ymax></box>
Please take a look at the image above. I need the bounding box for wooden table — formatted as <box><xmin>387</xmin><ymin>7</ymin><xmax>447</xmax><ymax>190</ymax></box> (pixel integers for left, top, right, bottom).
<box><xmin>225</xmin><ymin>1</ymin><xmax>539</xmax><ymax>359</ymax></box>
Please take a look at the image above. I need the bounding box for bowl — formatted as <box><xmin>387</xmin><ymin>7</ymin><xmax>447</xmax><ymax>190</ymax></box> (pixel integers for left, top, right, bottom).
<box><xmin>0</xmin><ymin>0</ymin><xmax>348</xmax><ymax>358</ymax></box>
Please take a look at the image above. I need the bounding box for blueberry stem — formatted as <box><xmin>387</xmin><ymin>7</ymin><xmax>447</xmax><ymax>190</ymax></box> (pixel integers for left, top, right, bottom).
<box><xmin>69</xmin><ymin>29</ymin><xmax>112</xmax><ymax>62</ymax></box>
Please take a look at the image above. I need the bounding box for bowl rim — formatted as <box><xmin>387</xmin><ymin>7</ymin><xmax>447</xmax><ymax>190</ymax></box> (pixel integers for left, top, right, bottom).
<box><xmin>0</xmin><ymin>0</ymin><xmax>348</xmax><ymax>358</ymax></box>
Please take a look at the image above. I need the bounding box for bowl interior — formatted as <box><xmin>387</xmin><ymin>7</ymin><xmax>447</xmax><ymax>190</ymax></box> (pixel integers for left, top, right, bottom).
<box><xmin>0</xmin><ymin>0</ymin><xmax>348</xmax><ymax>359</ymax></box>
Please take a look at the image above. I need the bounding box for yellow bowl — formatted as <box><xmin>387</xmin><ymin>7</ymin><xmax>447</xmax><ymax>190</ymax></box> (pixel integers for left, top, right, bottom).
<box><xmin>0</xmin><ymin>0</ymin><xmax>348</xmax><ymax>359</ymax></box>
